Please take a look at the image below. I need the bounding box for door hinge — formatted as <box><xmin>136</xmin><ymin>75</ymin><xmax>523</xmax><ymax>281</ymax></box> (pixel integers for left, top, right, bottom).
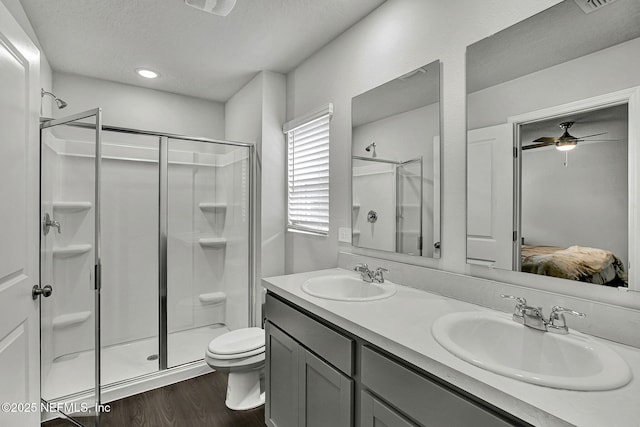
<box><xmin>513</xmin><ymin>147</ymin><xmax>518</xmax><ymax>158</ymax></box>
<box><xmin>513</xmin><ymin>231</ymin><xmax>517</xmax><ymax>242</ymax></box>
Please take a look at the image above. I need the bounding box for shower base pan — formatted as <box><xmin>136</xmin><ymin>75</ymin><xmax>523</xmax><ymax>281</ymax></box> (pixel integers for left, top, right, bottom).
<box><xmin>42</xmin><ymin>324</ymin><xmax>229</xmax><ymax>400</ymax></box>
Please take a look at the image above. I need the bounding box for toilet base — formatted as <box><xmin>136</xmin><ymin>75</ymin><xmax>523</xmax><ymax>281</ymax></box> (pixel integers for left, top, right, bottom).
<box><xmin>225</xmin><ymin>369</ymin><xmax>265</xmax><ymax>410</ymax></box>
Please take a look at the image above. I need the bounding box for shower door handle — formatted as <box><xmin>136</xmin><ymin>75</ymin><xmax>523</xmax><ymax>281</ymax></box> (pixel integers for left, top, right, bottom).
<box><xmin>32</xmin><ymin>284</ymin><xmax>53</xmax><ymax>300</ymax></box>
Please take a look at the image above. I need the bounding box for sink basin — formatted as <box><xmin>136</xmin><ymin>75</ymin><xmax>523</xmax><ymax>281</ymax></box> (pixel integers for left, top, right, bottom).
<box><xmin>431</xmin><ymin>311</ymin><xmax>631</xmax><ymax>391</ymax></box>
<box><xmin>301</xmin><ymin>275</ymin><xmax>396</xmax><ymax>302</ymax></box>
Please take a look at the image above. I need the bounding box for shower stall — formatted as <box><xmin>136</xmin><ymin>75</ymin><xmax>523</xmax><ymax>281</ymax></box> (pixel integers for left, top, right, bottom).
<box><xmin>39</xmin><ymin>109</ymin><xmax>256</xmax><ymax>425</ymax></box>
<box><xmin>352</xmin><ymin>156</ymin><xmax>423</xmax><ymax>255</ymax></box>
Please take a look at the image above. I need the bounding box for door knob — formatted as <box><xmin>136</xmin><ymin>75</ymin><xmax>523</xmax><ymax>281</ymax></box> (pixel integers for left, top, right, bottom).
<box><xmin>32</xmin><ymin>284</ymin><xmax>53</xmax><ymax>300</ymax></box>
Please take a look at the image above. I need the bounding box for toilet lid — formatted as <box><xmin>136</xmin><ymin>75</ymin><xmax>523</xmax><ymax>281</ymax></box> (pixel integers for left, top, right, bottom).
<box><xmin>208</xmin><ymin>327</ymin><xmax>264</xmax><ymax>355</ymax></box>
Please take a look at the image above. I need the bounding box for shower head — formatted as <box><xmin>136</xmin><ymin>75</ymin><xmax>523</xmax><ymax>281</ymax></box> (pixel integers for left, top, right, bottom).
<box><xmin>41</xmin><ymin>89</ymin><xmax>68</xmax><ymax>110</ymax></box>
<box><xmin>365</xmin><ymin>142</ymin><xmax>377</xmax><ymax>157</ymax></box>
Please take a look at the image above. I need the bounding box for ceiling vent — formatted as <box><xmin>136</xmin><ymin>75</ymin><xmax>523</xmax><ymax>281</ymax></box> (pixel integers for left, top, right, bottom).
<box><xmin>184</xmin><ymin>0</ymin><xmax>237</xmax><ymax>16</ymax></box>
<box><xmin>573</xmin><ymin>0</ymin><xmax>618</xmax><ymax>14</ymax></box>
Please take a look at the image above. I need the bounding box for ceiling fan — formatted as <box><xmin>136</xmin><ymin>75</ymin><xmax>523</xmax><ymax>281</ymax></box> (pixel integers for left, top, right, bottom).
<box><xmin>523</xmin><ymin>121</ymin><xmax>617</xmax><ymax>151</ymax></box>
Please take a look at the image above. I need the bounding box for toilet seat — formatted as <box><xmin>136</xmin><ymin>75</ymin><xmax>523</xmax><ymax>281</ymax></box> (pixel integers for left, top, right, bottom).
<box><xmin>206</xmin><ymin>345</ymin><xmax>264</xmax><ymax>360</ymax></box>
<box><xmin>205</xmin><ymin>327</ymin><xmax>265</xmax><ymax>368</ymax></box>
<box><xmin>208</xmin><ymin>327</ymin><xmax>264</xmax><ymax>355</ymax></box>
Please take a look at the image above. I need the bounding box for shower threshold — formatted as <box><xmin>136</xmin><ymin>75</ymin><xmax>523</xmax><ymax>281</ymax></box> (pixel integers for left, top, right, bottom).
<box><xmin>42</xmin><ymin>324</ymin><xmax>229</xmax><ymax>400</ymax></box>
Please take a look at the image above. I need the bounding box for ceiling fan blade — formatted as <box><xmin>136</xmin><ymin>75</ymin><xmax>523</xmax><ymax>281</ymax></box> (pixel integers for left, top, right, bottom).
<box><xmin>532</xmin><ymin>137</ymin><xmax>557</xmax><ymax>143</ymax></box>
<box><xmin>523</xmin><ymin>141</ymin><xmax>554</xmax><ymax>150</ymax></box>
<box><xmin>575</xmin><ymin>132</ymin><xmax>607</xmax><ymax>139</ymax></box>
<box><xmin>575</xmin><ymin>139</ymin><xmax>621</xmax><ymax>142</ymax></box>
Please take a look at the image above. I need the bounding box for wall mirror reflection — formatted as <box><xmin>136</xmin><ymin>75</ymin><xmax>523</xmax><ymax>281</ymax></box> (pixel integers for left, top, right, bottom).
<box><xmin>466</xmin><ymin>0</ymin><xmax>640</xmax><ymax>290</ymax></box>
<box><xmin>351</xmin><ymin>60</ymin><xmax>441</xmax><ymax>258</ymax></box>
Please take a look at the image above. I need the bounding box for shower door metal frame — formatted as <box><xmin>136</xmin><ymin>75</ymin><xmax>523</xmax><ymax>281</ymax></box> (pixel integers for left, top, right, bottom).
<box><xmin>40</xmin><ymin>107</ymin><xmax>104</xmax><ymax>418</ymax></box>
<box><xmin>396</xmin><ymin>157</ymin><xmax>423</xmax><ymax>256</ymax></box>
<box><xmin>158</xmin><ymin>137</ymin><xmax>168</xmax><ymax>369</ymax></box>
<box><xmin>53</xmin><ymin>120</ymin><xmax>258</xmax><ymax>373</ymax></box>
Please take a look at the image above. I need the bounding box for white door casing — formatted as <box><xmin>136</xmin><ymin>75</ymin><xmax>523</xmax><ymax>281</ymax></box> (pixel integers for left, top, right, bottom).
<box><xmin>0</xmin><ymin>2</ymin><xmax>41</xmax><ymax>427</ymax></box>
<box><xmin>508</xmin><ymin>87</ymin><xmax>640</xmax><ymax>290</ymax></box>
<box><xmin>467</xmin><ymin>124</ymin><xmax>514</xmax><ymax>269</ymax></box>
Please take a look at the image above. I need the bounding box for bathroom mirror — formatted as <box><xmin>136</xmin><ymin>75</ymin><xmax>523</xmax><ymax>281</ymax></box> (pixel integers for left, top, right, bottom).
<box><xmin>351</xmin><ymin>60</ymin><xmax>441</xmax><ymax>258</ymax></box>
<box><xmin>466</xmin><ymin>0</ymin><xmax>640</xmax><ymax>290</ymax></box>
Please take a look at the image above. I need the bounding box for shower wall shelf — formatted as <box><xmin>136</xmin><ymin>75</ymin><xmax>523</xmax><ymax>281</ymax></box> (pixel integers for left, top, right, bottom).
<box><xmin>52</xmin><ymin>244</ymin><xmax>92</xmax><ymax>258</ymax></box>
<box><xmin>52</xmin><ymin>201</ymin><xmax>92</xmax><ymax>213</ymax></box>
<box><xmin>198</xmin><ymin>202</ymin><xmax>227</xmax><ymax>213</ymax></box>
<box><xmin>52</xmin><ymin>311</ymin><xmax>92</xmax><ymax>330</ymax></box>
<box><xmin>198</xmin><ymin>291</ymin><xmax>227</xmax><ymax>305</ymax></box>
<box><xmin>198</xmin><ymin>237</ymin><xmax>227</xmax><ymax>248</ymax></box>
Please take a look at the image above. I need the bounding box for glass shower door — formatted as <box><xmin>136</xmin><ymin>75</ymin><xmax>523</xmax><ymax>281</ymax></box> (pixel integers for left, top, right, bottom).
<box><xmin>40</xmin><ymin>109</ymin><xmax>103</xmax><ymax>426</ymax></box>
<box><xmin>164</xmin><ymin>138</ymin><xmax>253</xmax><ymax>368</ymax></box>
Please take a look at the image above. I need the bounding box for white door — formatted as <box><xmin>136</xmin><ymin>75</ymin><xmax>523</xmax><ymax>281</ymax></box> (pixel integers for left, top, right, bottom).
<box><xmin>467</xmin><ymin>124</ymin><xmax>513</xmax><ymax>268</ymax></box>
<box><xmin>0</xmin><ymin>2</ymin><xmax>41</xmax><ymax>427</ymax></box>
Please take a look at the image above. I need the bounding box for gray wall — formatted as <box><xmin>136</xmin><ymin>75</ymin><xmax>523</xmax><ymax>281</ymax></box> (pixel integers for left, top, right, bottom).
<box><xmin>225</xmin><ymin>71</ymin><xmax>287</xmax><ymax>301</ymax></box>
<box><xmin>53</xmin><ymin>72</ymin><xmax>225</xmax><ymax>139</ymax></box>
<box><xmin>284</xmin><ymin>0</ymin><xmax>564</xmax><ymax>273</ymax></box>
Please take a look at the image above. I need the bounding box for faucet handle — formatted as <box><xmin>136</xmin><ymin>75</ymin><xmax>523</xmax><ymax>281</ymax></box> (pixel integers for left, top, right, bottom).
<box><xmin>354</xmin><ymin>263</ymin><xmax>369</xmax><ymax>272</ymax></box>
<box><xmin>501</xmin><ymin>294</ymin><xmax>527</xmax><ymax>307</ymax></box>
<box><xmin>373</xmin><ymin>267</ymin><xmax>388</xmax><ymax>283</ymax></box>
<box><xmin>547</xmin><ymin>305</ymin><xmax>586</xmax><ymax>334</ymax></box>
<box><xmin>501</xmin><ymin>294</ymin><xmax>527</xmax><ymax>319</ymax></box>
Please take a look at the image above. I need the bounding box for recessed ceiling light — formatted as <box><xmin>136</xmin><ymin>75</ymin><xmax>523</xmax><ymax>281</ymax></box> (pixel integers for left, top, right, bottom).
<box><xmin>136</xmin><ymin>68</ymin><xmax>159</xmax><ymax>79</ymax></box>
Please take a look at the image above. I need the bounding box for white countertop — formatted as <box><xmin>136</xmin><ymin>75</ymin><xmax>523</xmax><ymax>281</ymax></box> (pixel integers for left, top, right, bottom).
<box><xmin>262</xmin><ymin>268</ymin><xmax>640</xmax><ymax>427</ymax></box>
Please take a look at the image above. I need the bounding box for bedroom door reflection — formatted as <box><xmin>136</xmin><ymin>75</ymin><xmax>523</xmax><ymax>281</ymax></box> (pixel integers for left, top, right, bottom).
<box><xmin>516</xmin><ymin>103</ymin><xmax>629</xmax><ymax>287</ymax></box>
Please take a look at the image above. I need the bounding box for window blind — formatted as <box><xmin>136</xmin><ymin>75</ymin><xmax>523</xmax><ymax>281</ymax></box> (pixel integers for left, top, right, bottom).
<box><xmin>286</xmin><ymin>107</ymin><xmax>332</xmax><ymax>235</ymax></box>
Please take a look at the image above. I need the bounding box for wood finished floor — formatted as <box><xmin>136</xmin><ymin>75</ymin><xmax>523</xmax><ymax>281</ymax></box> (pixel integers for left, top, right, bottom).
<box><xmin>42</xmin><ymin>372</ymin><xmax>266</xmax><ymax>427</ymax></box>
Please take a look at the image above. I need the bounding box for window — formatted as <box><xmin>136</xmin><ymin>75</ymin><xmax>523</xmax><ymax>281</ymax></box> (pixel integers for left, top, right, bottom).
<box><xmin>284</xmin><ymin>104</ymin><xmax>333</xmax><ymax>235</ymax></box>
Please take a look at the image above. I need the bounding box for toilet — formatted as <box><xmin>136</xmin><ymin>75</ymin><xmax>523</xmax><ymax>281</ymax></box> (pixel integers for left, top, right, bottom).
<box><xmin>205</xmin><ymin>327</ymin><xmax>265</xmax><ymax>410</ymax></box>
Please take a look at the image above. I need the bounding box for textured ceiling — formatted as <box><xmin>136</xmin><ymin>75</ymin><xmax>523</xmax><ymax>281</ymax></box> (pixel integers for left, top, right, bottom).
<box><xmin>21</xmin><ymin>0</ymin><xmax>386</xmax><ymax>102</ymax></box>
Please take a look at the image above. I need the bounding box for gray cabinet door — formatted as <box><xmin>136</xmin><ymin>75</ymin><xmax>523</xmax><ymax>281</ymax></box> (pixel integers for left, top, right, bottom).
<box><xmin>299</xmin><ymin>349</ymin><xmax>353</xmax><ymax>427</ymax></box>
<box><xmin>361</xmin><ymin>392</ymin><xmax>418</xmax><ymax>427</ymax></box>
<box><xmin>266</xmin><ymin>321</ymin><xmax>300</xmax><ymax>427</ymax></box>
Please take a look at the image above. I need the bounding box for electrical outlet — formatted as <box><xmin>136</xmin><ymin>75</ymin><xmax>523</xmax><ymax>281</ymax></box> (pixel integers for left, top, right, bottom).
<box><xmin>338</xmin><ymin>227</ymin><xmax>352</xmax><ymax>243</ymax></box>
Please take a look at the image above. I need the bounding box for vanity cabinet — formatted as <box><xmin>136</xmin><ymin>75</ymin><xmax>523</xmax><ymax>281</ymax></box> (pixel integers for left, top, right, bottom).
<box><xmin>265</xmin><ymin>293</ymin><xmax>525</xmax><ymax>427</ymax></box>
<box><xmin>360</xmin><ymin>346</ymin><xmax>516</xmax><ymax>427</ymax></box>
<box><xmin>361</xmin><ymin>392</ymin><xmax>417</xmax><ymax>427</ymax></box>
<box><xmin>265</xmin><ymin>295</ymin><xmax>354</xmax><ymax>427</ymax></box>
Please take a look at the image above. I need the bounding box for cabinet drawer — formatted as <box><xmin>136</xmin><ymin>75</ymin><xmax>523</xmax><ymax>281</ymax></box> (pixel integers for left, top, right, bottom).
<box><xmin>266</xmin><ymin>293</ymin><xmax>354</xmax><ymax>375</ymax></box>
<box><xmin>361</xmin><ymin>346</ymin><xmax>517</xmax><ymax>427</ymax></box>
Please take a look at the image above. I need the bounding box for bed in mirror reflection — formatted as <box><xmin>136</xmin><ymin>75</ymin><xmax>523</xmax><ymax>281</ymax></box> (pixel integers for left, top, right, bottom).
<box><xmin>465</xmin><ymin>0</ymin><xmax>640</xmax><ymax>290</ymax></box>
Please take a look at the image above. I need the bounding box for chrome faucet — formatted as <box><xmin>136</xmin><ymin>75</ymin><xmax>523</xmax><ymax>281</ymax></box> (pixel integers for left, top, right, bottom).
<box><xmin>547</xmin><ymin>306</ymin><xmax>586</xmax><ymax>334</ymax></box>
<box><xmin>354</xmin><ymin>264</ymin><xmax>389</xmax><ymax>284</ymax></box>
<box><xmin>354</xmin><ymin>263</ymin><xmax>374</xmax><ymax>282</ymax></box>
<box><xmin>501</xmin><ymin>295</ymin><xmax>585</xmax><ymax>334</ymax></box>
<box><xmin>373</xmin><ymin>267</ymin><xmax>388</xmax><ymax>284</ymax></box>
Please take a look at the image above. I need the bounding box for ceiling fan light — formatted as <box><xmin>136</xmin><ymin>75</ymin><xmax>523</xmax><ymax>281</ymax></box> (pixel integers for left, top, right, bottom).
<box><xmin>555</xmin><ymin>141</ymin><xmax>577</xmax><ymax>151</ymax></box>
